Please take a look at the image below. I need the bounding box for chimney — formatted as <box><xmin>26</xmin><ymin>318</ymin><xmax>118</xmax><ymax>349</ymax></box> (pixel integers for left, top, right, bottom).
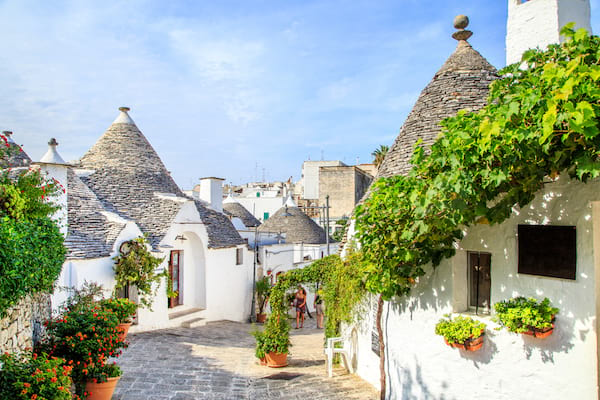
<box><xmin>199</xmin><ymin>177</ymin><xmax>225</xmax><ymax>213</ymax></box>
<box><xmin>35</xmin><ymin>138</ymin><xmax>69</xmax><ymax>237</ymax></box>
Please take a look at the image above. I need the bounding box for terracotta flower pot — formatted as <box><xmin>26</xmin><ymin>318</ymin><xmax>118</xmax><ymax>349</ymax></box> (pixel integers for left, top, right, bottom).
<box><xmin>256</xmin><ymin>313</ymin><xmax>267</xmax><ymax>323</ymax></box>
<box><xmin>259</xmin><ymin>356</ymin><xmax>267</xmax><ymax>366</ymax></box>
<box><xmin>116</xmin><ymin>322</ymin><xmax>132</xmax><ymax>341</ymax></box>
<box><xmin>464</xmin><ymin>334</ymin><xmax>484</xmax><ymax>351</ymax></box>
<box><xmin>265</xmin><ymin>351</ymin><xmax>288</xmax><ymax>368</ymax></box>
<box><xmin>85</xmin><ymin>376</ymin><xmax>120</xmax><ymax>400</ymax></box>
<box><xmin>523</xmin><ymin>324</ymin><xmax>554</xmax><ymax>338</ymax></box>
<box><xmin>444</xmin><ymin>332</ymin><xmax>484</xmax><ymax>352</ymax></box>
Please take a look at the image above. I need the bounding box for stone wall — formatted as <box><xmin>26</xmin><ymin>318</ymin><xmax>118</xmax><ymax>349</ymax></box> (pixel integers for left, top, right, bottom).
<box><xmin>0</xmin><ymin>294</ymin><xmax>52</xmax><ymax>353</ymax></box>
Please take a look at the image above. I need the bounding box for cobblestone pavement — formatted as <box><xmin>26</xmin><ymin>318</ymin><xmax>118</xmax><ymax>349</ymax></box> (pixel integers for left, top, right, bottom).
<box><xmin>113</xmin><ymin>317</ymin><xmax>379</xmax><ymax>399</ymax></box>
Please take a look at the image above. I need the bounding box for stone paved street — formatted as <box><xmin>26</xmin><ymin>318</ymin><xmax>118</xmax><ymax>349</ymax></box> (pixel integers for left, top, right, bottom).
<box><xmin>113</xmin><ymin>317</ymin><xmax>379</xmax><ymax>399</ymax></box>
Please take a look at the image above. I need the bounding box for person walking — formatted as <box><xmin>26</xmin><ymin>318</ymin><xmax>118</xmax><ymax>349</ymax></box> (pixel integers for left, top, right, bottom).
<box><xmin>295</xmin><ymin>286</ymin><xmax>306</xmax><ymax>329</ymax></box>
<box><xmin>314</xmin><ymin>290</ymin><xmax>324</xmax><ymax>329</ymax></box>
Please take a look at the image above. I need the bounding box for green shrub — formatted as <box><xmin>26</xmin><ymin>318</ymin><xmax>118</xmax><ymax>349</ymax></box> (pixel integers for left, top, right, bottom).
<box><xmin>0</xmin><ymin>216</ymin><xmax>66</xmax><ymax>316</ymax></box>
<box><xmin>36</xmin><ymin>302</ymin><xmax>126</xmax><ymax>397</ymax></box>
<box><xmin>0</xmin><ymin>351</ymin><xmax>73</xmax><ymax>400</ymax></box>
<box><xmin>100</xmin><ymin>297</ymin><xmax>138</xmax><ymax>324</ymax></box>
<box><xmin>435</xmin><ymin>315</ymin><xmax>486</xmax><ymax>344</ymax></box>
<box><xmin>494</xmin><ymin>297</ymin><xmax>558</xmax><ymax>333</ymax></box>
<box><xmin>255</xmin><ymin>276</ymin><xmax>271</xmax><ymax>315</ymax></box>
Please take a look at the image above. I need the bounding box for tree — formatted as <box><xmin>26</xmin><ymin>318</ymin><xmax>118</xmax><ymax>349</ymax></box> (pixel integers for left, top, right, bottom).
<box><xmin>371</xmin><ymin>145</ymin><xmax>389</xmax><ymax>168</ymax></box>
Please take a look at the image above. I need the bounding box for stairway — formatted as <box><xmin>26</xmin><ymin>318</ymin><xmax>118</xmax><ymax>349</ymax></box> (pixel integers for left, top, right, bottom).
<box><xmin>168</xmin><ymin>306</ymin><xmax>207</xmax><ymax>328</ymax></box>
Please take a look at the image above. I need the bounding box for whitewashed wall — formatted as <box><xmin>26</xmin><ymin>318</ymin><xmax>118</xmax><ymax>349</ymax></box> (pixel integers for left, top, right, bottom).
<box><xmin>236</xmin><ymin>196</ymin><xmax>285</xmax><ymax>222</ymax></box>
<box><xmin>352</xmin><ymin>175</ymin><xmax>600</xmax><ymax>399</ymax></box>
<box><xmin>202</xmin><ymin>245</ymin><xmax>253</xmax><ymax>322</ymax></box>
<box><xmin>51</xmin><ymin>221</ymin><xmax>142</xmax><ymax>312</ymax></box>
<box><xmin>506</xmin><ymin>0</ymin><xmax>592</xmax><ymax>65</ymax></box>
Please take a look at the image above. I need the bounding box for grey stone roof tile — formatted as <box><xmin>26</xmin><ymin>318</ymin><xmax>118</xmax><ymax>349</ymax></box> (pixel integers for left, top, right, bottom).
<box><xmin>258</xmin><ymin>206</ymin><xmax>327</xmax><ymax>244</ymax></box>
<box><xmin>65</xmin><ymin>169</ymin><xmax>127</xmax><ymax>259</ymax></box>
<box><xmin>223</xmin><ymin>202</ymin><xmax>261</xmax><ymax>228</ymax></box>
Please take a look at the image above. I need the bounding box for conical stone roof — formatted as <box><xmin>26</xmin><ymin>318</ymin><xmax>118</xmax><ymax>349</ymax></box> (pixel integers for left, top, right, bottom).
<box><xmin>376</xmin><ymin>37</ymin><xmax>497</xmax><ymax>178</ymax></box>
<box><xmin>1</xmin><ymin>131</ymin><xmax>31</xmax><ymax>168</ymax></box>
<box><xmin>79</xmin><ymin>107</ymin><xmax>244</xmax><ymax>248</ymax></box>
<box><xmin>258</xmin><ymin>205</ymin><xmax>327</xmax><ymax>244</ymax></box>
<box><xmin>223</xmin><ymin>197</ymin><xmax>261</xmax><ymax>228</ymax></box>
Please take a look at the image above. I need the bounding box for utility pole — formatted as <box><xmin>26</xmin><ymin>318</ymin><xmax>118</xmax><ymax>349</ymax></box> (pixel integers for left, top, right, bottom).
<box><xmin>326</xmin><ymin>195</ymin><xmax>330</xmax><ymax>256</ymax></box>
<box><xmin>249</xmin><ymin>227</ymin><xmax>258</xmax><ymax>323</ymax></box>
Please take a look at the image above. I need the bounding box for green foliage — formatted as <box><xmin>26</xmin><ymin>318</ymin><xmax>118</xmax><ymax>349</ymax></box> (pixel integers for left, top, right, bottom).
<box><xmin>36</xmin><ymin>302</ymin><xmax>126</xmax><ymax>397</ymax></box>
<box><xmin>355</xmin><ymin>26</ymin><xmax>600</xmax><ymax>299</ymax></box>
<box><xmin>0</xmin><ymin>351</ymin><xmax>73</xmax><ymax>400</ymax></box>
<box><xmin>372</xmin><ymin>144</ymin><xmax>390</xmax><ymax>168</ymax></box>
<box><xmin>113</xmin><ymin>237</ymin><xmax>165</xmax><ymax>309</ymax></box>
<box><xmin>255</xmin><ymin>276</ymin><xmax>272</xmax><ymax>315</ymax></box>
<box><xmin>320</xmin><ymin>251</ymin><xmax>368</xmax><ymax>339</ymax></box>
<box><xmin>100</xmin><ymin>297</ymin><xmax>138</xmax><ymax>324</ymax></box>
<box><xmin>331</xmin><ymin>218</ymin><xmax>348</xmax><ymax>242</ymax></box>
<box><xmin>434</xmin><ymin>315</ymin><xmax>486</xmax><ymax>344</ymax></box>
<box><xmin>0</xmin><ymin>216</ymin><xmax>66</xmax><ymax>316</ymax></box>
<box><xmin>0</xmin><ymin>158</ymin><xmax>66</xmax><ymax>316</ymax></box>
<box><xmin>494</xmin><ymin>297</ymin><xmax>558</xmax><ymax>333</ymax></box>
<box><xmin>86</xmin><ymin>361</ymin><xmax>122</xmax><ymax>384</ymax></box>
<box><xmin>253</xmin><ymin>254</ymin><xmax>366</xmax><ymax>358</ymax></box>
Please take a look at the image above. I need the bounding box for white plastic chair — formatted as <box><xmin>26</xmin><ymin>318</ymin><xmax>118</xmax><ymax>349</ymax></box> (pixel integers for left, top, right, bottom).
<box><xmin>324</xmin><ymin>336</ymin><xmax>354</xmax><ymax>378</ymax></box>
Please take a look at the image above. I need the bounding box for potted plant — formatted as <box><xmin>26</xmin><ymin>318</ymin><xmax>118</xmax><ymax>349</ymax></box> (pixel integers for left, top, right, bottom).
<box><xmin>0</xmin><ymin>351</ymin><xmax>73</xmax><ymax>400</ymax></box>
<box><xmin>37</xmin><ymin>302</ymin><xmax>126</xmax><ymax>399</ymax></box>
<box><xmin>494</xmin><ymin>297</ymin><xmax>558</xmax><ymax>338</ymax></box>
<box><xmin>255</xmin><ymin>276</ymin><xmax>271</xmax><ymax>323</ymax></box>
<box><xmin>435</xmin><ymin>314</ymin><xmax>486</xmax><ymax>351</ymax></box>
<box><xmin>100</xmin><ymin>297</ymin><xmax>138</xmax><ymax>340</ymax></box>
<box><xmin>84</xmin><ymin>362</ymin><xmax>122</xmax><ymax>400</ymax></box>
<box><xmin>252</xmin><ymin>315</ymin><xmax>291</xmax><ymax>368</ymax></box>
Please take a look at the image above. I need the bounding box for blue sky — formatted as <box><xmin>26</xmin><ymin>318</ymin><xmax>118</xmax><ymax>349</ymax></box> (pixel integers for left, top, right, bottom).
<box><xmin>2</xmin><ymin>0</ymin><xmax>600</xmax><ymax>188</ymax></box>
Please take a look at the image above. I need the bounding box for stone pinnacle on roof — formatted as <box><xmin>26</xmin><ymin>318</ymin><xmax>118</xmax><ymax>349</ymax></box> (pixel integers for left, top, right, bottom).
<box><xmin>39</xmin><ymin>138</ymin><xmax>67</xmax><ymax>165</ymax></box>
<box><xmin>113</xmin><ymin>106</ymin><xmax>135</xmax><ymax>125</ymax></box>
<box><xmin>452</xmin><ymin>15</ymin><xmax>472</xmax><ymax>41</ymax></box>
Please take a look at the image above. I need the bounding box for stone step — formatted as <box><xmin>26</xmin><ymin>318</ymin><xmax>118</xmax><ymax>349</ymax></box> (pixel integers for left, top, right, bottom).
<box><xmin>181</xmin><ymin>317</ymin><xmax>207</xmax><ymax>328</ymax></box>
<box><xmin>168</xmin><ymin>307</ymin><xmax>204</xmax><ymax>320</ymax></box>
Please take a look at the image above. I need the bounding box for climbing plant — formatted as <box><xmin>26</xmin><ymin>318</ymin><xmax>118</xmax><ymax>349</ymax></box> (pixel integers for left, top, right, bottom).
<box><xmin>355</xmin><ymin>25</ymin><xmax>600</xmax><ymax>299</ymax></box>
<box><xmin>0</xmin><ymin>134</ymin><xmax>66</xmax><ymax>316</ymax></box>
<box><xmin>253</xmin><ymin>253</ymin><xmax>367</xmax><ymax>358</ymax></box>
<box><xmin>113</xmin><ymin>236</ymin><xmax>165</xmax><ymax>309</ymax></box>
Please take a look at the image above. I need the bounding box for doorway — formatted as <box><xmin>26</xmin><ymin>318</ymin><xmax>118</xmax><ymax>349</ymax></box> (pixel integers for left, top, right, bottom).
<box><xmin>169</xmin><ymin>250</ymin><xmax>182</xmax><ymax>308</ymax></box>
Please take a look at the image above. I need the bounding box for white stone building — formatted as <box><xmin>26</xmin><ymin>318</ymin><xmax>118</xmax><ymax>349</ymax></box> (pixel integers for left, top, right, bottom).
<box><xmin>344</xmin><ymin>3</ymin><xmax>600</xmax><ymax>399</ymax></box>
<box><xmin>45</xmin><ymin>107</ymin><xmax>253</xmax><ymax>332</ymax></box>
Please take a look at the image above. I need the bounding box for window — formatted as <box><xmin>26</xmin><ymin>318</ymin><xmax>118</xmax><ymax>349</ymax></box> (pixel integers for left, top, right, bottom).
<box><xmin>518</xmin><ymin>225</ymin><xmax>576</xmax><ymax>280</ymax></box>
<box><xmin>236</xmin><ymin>248</ymin><xmax>243</xmax><ymax>265</ymax></box>
<box><xmin>263</xmin><ymin>212</ymin><xmax>269</xmax><ymax>221</ymax></box>
<box><xmin>468</xmin><ymin>252</ymin><xmax>491</xmax><ymax>314</ymax></box>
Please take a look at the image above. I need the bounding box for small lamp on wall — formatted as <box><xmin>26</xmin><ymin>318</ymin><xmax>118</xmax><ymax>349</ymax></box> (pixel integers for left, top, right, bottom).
<box><xmin>174</xmin><ymin>234</ymin><xmax>187</xmax><ymax>241</ymax></box>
